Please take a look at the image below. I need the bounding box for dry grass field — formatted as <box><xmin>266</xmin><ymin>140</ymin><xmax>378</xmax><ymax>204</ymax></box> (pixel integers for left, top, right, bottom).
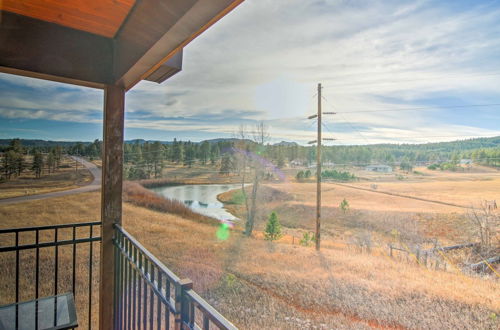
<box><xmin>0</xmin><ymin>156</ymin><xmax>92</xmax><ymax>199</ymax></box>
<box><xmin>1</xmin><ymin>183</ymin><xmax>499</xmax><ymax>329</ymax></box>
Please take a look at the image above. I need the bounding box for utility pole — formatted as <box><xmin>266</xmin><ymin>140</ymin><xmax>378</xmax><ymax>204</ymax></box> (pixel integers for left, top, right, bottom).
<box><xmin>316</xmin><ymin>83</ymin><xmax>322</xmax><ymax>251</ymax></box>
<box><xmin>307</xmin><ymin>83</ymin><xmax>335</xmax><ymax>251</ymax></box>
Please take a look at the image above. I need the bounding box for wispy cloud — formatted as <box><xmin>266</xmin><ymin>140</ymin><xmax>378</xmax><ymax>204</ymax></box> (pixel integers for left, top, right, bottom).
<box><xmin>1</xmin><ymin>0</ymin><xmax>500</xmax><ymax>143</ymax></box>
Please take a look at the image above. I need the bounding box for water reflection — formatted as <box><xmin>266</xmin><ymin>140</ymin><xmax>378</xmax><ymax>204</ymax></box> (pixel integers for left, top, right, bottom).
<box><xmin>150</xmin><ymin>184</ymin><xmax>241</xmax><ymax>221</ymax></box>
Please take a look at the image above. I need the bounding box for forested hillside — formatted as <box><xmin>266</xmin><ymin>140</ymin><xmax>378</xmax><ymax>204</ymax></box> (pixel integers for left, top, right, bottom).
<box><xmin>2</xmin><ymin>136</ymin><xmax>499</xmax><ymax>181</ymax></box>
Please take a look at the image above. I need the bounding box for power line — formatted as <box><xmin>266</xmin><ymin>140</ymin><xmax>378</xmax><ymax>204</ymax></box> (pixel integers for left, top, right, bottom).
<box><xmin>321</xmin><ymin>95</ymin><xmax>372</xmax><ymax>145</ymax></box>
<box><xmin>333</xmin><ymin>103</ymin><xmax>500</xmax><ymax>115</ymax></box>
<box><xmin>322</xmin><ymin>134</ymin><xmax>500</xmax><ymax>142</ymax></box>
<box><xmin>321</xmin><ymin>71</ymin><xmax>500</xmax><ymax>89</ymax></box>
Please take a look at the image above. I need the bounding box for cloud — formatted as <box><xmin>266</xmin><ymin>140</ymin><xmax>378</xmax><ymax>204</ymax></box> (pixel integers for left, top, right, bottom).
<box><xmin>1</xmin><ymin>0</ymin><xmax>500</xmax><ymax>143</ymax></box>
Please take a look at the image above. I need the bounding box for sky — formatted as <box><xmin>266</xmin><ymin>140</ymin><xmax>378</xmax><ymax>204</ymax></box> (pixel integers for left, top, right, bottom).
<box><xmin>1</xmin><ymin>0</ymin><xmax>500</xmax><ymax>145</ymax></box>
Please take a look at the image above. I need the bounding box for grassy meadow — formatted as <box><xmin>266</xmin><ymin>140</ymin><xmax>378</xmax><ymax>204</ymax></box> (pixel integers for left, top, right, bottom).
<box><xmin>0</xmin><ymin>163</ymin><xmax>499</xmax><ymax>329</ymax></box>
<box><xmin>0</xmin><ymin>156</ymin><xmax>92</xmax><ymax>199</ymax></box>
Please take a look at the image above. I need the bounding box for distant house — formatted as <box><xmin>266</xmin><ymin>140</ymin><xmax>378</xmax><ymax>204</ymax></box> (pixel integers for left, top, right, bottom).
<box><xmin>460</xmin><ymin>159</ymin><xmax>473</xmax><ymax>165</ymax></box>
<box><xmin>290</xmin><ymin>159</ymin><xmax>304</xmax><ymax>167</ymax></box>
<box><xmin>323</xmin><ymin>161</ymin><xmax>335</xmax><ymax>167</ymax></box>
<box><xmin>365</xmin><ymin>164</ymin><xmax>393</xmax><ymax>173</ymax></box>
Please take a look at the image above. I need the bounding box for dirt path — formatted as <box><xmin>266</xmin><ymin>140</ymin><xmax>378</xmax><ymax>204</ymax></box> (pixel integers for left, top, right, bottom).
<box><xmin>0</xmin><ymin>156</ymin><xmax>101</xmax><ymax>205</ymax></box>
<box><xmin>328</xmin><ymin>182</ymin><xmax>470</xmax><ymax>210</ymax></box>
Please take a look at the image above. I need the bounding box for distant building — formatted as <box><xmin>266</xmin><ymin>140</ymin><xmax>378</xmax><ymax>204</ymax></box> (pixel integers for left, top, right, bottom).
<box><xmin>290</xmin><ymin>159</ymin><xmax>304</xmax><ymax>167</ymax></box>
<box><xmin>365</xmin><ymin>164</ymin><xmax>393</xmax><ymax>173</ymax></box>
<box><xmin>460</xmin><ymin>159</ymin><xmax>472</xmax><ymax>165</ymax></box>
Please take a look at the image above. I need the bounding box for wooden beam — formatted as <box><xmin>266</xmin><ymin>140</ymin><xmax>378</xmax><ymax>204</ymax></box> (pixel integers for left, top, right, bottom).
<box><xmin>100</xmin><ymin>85</ymin><xmax>125</xmax><ymax>330</ymax></box>
<box><xmin>113</xmin><ymin>0</ymin><xmax>244</xmax><ymax>90</ymax></box>
<box><xmin>0</xmin><ymin>11</ymin><xmax>113</xmax><ymax>87</ymax></box>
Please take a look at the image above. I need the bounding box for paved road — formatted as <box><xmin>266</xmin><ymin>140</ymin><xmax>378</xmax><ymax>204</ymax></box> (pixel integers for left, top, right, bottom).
<box><xmin>0</xmin><ymin>156</ymin><xmax>101</xmax><ymax>205</ymax></box>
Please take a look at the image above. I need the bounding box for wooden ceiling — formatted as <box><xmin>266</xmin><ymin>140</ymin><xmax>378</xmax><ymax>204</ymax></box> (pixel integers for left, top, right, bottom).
<box><xmin>1</xmin><ymin>0</ymin><xmax>244</xmax><ymax>90</ymax></box>
<box><xmin>1</xmin><ymin>0</ymin><xmax>136</xmax><ymax>37</ymax></box>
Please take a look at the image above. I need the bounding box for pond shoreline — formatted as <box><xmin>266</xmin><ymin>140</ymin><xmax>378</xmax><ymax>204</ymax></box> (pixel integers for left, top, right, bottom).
<box><xmin>148</xmin><ymin>183</ymin><xmax>243</xmax><ymax>221</ymax></box>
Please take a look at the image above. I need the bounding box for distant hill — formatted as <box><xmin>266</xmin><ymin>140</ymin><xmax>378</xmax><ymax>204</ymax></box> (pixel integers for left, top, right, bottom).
<box><xmin>1</xmin><ymin>136</ymin><xmax>499</xmax><ymax>151</ymax></box>
<box><xmin>274</xmin><ymin>141</ymin><xmax>298</xmax><ymax>146</ymax></box>
<box><xmin>0</xmin><ymin>139</ymin><xmax>89</xmax><ymax>147</ymax></box>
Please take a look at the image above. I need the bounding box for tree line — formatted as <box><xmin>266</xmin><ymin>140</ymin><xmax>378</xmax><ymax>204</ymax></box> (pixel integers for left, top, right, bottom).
<box><xmin>2</xmin><ymin>136</ymin><xmax>499</xmax><ymax>181</ymax></box>
<box><xmin>1</xmin><ymin>139</ymin><xmax>63</xmax><ymax>180</ymax></box>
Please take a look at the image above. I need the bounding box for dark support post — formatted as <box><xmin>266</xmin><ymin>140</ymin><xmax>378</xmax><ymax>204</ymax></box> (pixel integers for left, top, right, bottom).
<box><xmin>100</xmin><ymin>85</ymin><xmax>125</xmax><ymax>330</ymax></box>
<box><xmin>175</xmin><ymin>278</ymin><xmax>193</xmax><ymax>330</ymax></box>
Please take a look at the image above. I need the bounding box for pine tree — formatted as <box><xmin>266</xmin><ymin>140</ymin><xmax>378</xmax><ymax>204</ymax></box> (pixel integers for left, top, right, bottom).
<box><xmin>340</xmin><ymin>198</ymin><xmax>349</xmax><ymax>213</ymax></box>
<box><xmin>32</xmin><ymin>152</ymin><xmax>44</xmax><ymax>178</ymax></box>
<box><xmin>219</xmin><ymin>154</ymin><xmax>232</xmax><ymax>175</ymax></box>
<box><xmin>264</xmin><ymin>212</ymin><xmax>282</xmax><ymax>241</ymax></box>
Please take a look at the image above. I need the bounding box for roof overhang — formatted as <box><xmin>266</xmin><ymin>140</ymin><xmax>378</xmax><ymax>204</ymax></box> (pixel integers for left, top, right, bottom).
<box><xmin>0</xmin><ymin>0</ymin><xmax>243</xmax><ymax>90</ymax></box>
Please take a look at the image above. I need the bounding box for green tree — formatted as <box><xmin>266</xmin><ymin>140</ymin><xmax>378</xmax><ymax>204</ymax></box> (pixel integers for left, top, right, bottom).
<box><xmin>2</xmin><ymin>150</ymin><xmax>18</xmax><ymax>179</ymax></box>
<box><xmin>200</xmin><ymin>141</ymin><xmax>210</xmax><ymax>165</ymax></box>
<box><xmin>47</xmin><ymin>151</ymin><xmax>55</xmax><ymax>173</ymax></box>
<box><xmin>219</xmin><ymin>154</ymin><xmax>233</xmax><ymax>175</ymax></box>
<box><xmin>210</xmin><ymin>144</ymin><xmax>220</xmax><ymax>165</ymax></box>
<box><xmin>171</xmin><ymin>138</ymin><xmax>183</xmax><ymax>163</ymax></box>
<box><xmin>264</xmin><ymin>212</ymin><xmax>282</xmax><ymax>241</ymax></box>
<box><xmin>340</xmin><ymin>198</ymin><xmax>349</xmax><ymax>213</ymax></box>
<box><xmin>183</xmin><ymin>142</ymin><xmax>195</xmax><ymax>167</ymax></box>
<box><xmin>151</xmin><ymin>141</ymin><xmax>164</xmax><ymax>177</ymax></box>
<box><xmin>32</xmin><ymin>152</ymin><xmax>44</xmax><ymax>178</ymax></box>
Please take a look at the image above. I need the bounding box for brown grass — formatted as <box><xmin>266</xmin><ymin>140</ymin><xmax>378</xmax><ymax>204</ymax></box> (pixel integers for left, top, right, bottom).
<box><xmin>1</xmin><ymin>190</ymin><xmax>499</xmax><ymax>329</ymax></box>
<box><xmin>123</xmin><ymin>181</ymin><xmax>220</xmax><ymax>225</ymax></box>
<box><xmin>0</xmin><ymin>156</ymin><xmax>92</xmax><ymax>199</ymax></box>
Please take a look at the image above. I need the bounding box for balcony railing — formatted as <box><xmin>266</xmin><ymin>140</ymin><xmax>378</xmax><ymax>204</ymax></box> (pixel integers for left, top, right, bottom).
<box><xmin>0</xmin><ymin>222</ymin><xmax>236</xmax><ymax>330</ymax></box>
<box><xmin>114</xmin><ymin>224</ymin><xmax>237</xmax><ymax>330</ymax></box>
<box><xmin>0</xmin><ymin>221</ymin><xmax>101</xmax><ymax>329</ymax></box>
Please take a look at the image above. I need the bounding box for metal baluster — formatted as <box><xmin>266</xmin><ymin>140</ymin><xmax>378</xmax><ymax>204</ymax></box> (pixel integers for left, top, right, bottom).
<box><xmin>54</xmin><ymin>228</ymin><xmax>59</xmax><ymax>327</ymax></box>
<box><xmin>88</xmin><ymin>225</ymin><xmax>93</xmax><ymax>330</ymax></box>
<box><xmin>150</xmin><ymin>265</ymin><xmax>154</xmax><ymax>330</ymax></box>
<box><xmin>72</xmin><ymin>226</ymin><xmax>76</xmax><ymax>295</ymax></box>
<box><xmin>138</xmin><ymin>252</ymin><xmax>143</xmax><ymax>329</ymax></box>
<box><xmin>189</xmin><ymin>298</ymin><xmax>195</xmax><ymax>328</ymax></box>
<box><xmin>127</xmin><ymin>239</ymin><xmax>132</xmax><ymax>330</ymax></box>
<box><xmin>114</xmin><ymin>227</ymin><xmax>119</xmax><ymax>330</ymax></box>
<box><xmin>35</xmin><ymin>229</ymin><xmax>40</xmax><ymax>330</ymax></box>
<box><xmin>157</xmin><ymin>272</ymin><xmax>162</xmax><ymax>329</ymax></box>
<box><xmin>119</xmin><ymin>230</ymin><xmax>124</xmax><ymax>329</ymax></box>
<box><xmin>143</xmin><ymin>259</ymin><xmax>148</xmax><ymax>330</ymax></box>
<box><xmin>120</xmin><ymin>234</ymin><xmax>126</xmax><ymax>329</ymax></box>
<box><xmin>15</xmin><ymin>231</ymin><xmax>19</xmax><ymax>330</ymax></box>
<box><xmin>165</xmin><ymin>279</ymin><xmax>170</xmax><ymax>329</ymax></box>
<box><xmin>35</xmin><ymin>229</ymin><xmax>40</xmax><ymax>299</ymax></box>
<box><xmin>133</xmin><ymin>245</ymin><xmax>137</xmax><ymax>330</ymax></box>
<box><xmin>203</xmin><ymin>314</ymin><xmax>210</xmax><ymax>330</ymax></box>
<box><xmin>124</xmin><ymin>237</ymin><xmax>129</xmax><ymax>330</ymax></box>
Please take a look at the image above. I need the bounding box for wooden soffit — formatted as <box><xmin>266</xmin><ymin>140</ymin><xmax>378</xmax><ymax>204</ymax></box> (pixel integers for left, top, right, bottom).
<box><xmin>0</xmin><ymin>0</ymin><xmax>244</xmax><ymax>90</ymax></box>
<box><xmin>1</xmin><ymin>0</ymin><xmax>136</xmax><ymax>38</ymax></box>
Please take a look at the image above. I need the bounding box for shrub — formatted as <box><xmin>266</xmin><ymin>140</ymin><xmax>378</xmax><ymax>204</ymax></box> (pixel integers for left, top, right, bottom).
<box><xmin>299</xmin><ymin>232</ymin><xmax>315</xmax><ymax>246</ymax></box>
<box><xmin>264</xmin><ymin>212</ymin><xmax>282</xmax><ymax>241</ymax></box>
<box><xmin>304</xmin><ymin>169</ymin><xmax>311</xmax><ymax>178</ymax></box>
<box><xmin>230</xmin><ymin>189</ymin><xmax>246</xmax><ymax>205</ymax></box>
<box><xmin>340</xmin><ymin>198</ymin><xmax>349</xmax><ymax>213</ymax></box>
<box><xmin>321</xmin><ymin>169</ymin><xmax>355</xmax><ymax>181</ymax></box>
<box><xmin>296</xmin><ymin>170</ymin><xmax>305</xmax><ymax>181</ymax></box>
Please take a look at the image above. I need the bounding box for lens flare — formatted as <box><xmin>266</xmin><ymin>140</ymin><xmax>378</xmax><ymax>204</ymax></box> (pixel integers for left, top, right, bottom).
<box><xmin>216</xmin><ymin>222</ymin><xmax>230</xmax><ymax>240</ymax></box>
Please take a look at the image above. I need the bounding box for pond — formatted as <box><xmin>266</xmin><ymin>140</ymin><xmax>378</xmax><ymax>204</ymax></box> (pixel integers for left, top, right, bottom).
<box><xmin>149</xmin><ymin>184</ymin><xmax>241</xmax><ymax>221</ymax></box>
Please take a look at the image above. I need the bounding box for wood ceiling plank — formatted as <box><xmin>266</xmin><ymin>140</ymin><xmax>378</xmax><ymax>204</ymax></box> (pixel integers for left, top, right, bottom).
<box><xmin>1</xmin><ymin>0</ymin><xmax>135</xmax><ymax>37</ymax></box>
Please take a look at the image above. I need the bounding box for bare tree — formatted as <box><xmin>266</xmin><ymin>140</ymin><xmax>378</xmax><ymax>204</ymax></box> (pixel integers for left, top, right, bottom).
<box><xmin>242</xmin><ymin>122</ymin><xmax>269</xmax><ymax>236</ymax></box>
<box><xmin>468</xmin><ymin>201</ymin><xmax>500</xmax><ymax>254</ymax></box>
<box><xmin>234</xmin><ymin>125</ymin><xmax>251</xmax><ymax>228</ymax></box>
